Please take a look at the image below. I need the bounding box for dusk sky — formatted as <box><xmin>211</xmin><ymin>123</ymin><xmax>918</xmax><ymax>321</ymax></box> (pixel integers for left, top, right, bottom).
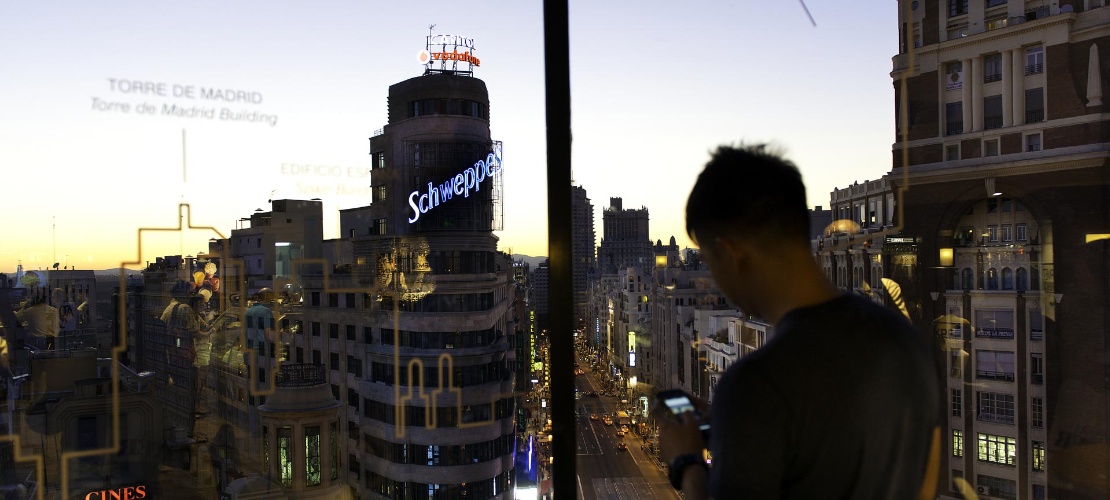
<box><xmin>0</xmin><ymin>1</ymin><xmax>899</xmax><ymax>271</ymax></box>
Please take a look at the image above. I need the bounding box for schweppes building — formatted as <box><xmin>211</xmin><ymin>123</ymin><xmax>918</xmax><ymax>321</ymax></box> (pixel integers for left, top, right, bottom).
<box><xmin>300</xmin><ymin>33</ymin><xmax>517</xmax><ymax>499</ymax></box>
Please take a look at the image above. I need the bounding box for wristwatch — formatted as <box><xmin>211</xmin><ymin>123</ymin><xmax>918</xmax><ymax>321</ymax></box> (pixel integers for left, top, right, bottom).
<box><xmin>668</xmin><ymin>453</ymin><xmax>708</xmax><ymax>490</ymax></box>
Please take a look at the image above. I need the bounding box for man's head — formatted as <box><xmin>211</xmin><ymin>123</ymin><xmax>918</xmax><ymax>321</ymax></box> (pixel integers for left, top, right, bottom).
<box><xmin>686</xmin><ymin>144</ymin><xmax>812</xmax><ymax>314</ymax></box>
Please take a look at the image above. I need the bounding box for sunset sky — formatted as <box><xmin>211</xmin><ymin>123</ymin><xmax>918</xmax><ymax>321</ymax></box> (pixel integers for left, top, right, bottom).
<box><xmin>0</xmin><ymin>1</ymin><xmax>898</xmax><ymax>272</ymax></box>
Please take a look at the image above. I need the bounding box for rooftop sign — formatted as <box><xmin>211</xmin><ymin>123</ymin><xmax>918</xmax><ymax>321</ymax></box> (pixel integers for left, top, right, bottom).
<box><xmin>419</xmin><ymin>26</ymin><xmax>479</xmax><ymax>76</ymax></box>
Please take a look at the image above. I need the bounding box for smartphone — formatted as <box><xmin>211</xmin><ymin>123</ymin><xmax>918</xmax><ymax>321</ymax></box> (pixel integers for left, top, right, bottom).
<box><xmin>657</xmin><ymin>389</ymin><xmax>711</xmax><ymax>441</ymax></box>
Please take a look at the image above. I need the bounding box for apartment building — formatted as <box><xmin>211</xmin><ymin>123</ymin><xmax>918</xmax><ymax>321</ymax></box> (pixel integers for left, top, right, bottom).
<box><xmin>893</xmin><ymin>1</ymin><xmax>1110</xmax><ymax>497</ymax></box>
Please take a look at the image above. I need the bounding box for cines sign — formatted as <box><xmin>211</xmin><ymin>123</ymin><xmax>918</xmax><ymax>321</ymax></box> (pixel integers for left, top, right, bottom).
<box><xmin>407</xmin><ymin>144</ymin><xmax>503</xmax><ymax>223</ymax></box>
<box><xmin>84</xmin><ymin>485</ymin><xmax>148</xmax><ymax>499</ymax></box>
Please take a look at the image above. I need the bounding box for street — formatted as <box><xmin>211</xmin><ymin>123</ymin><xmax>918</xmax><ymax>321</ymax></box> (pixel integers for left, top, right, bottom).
<box><xmin>573</xmin><ymin>350</ymin><xmax>679</xmax><ymax>500</ymax></box>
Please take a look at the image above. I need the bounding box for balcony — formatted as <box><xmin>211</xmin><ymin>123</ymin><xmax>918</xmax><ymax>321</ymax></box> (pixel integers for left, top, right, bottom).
<box><xmin>975</xmin><ymin>327</ymin><xmax>1015</xmax><ymax>340</ymax></box>
<box><xmin>977</xmin><ymin>413</ymin><xmax>1015</xmax><ymax>425</ymax></box>
<box><xmin>977</xmin><ymin>370</ymin><xmax>1016</xmax><ymax>382</ymax></box>
<box><xmin>1026</xmin><ymin>108</ymin><xmax>1044</xmax><ymax>123</ymax></box>
<box><xmin>984</xmin><ymin>116</ymin><xmax>1004</xmax><ymax>130</ymax></box>
<box><xmin>946</xmin><ymin>121</ymin><xmax>964</xmax><ymax>136</ymax></box>
<box><xmin>984</xmin><ymin>73</ymin><xmax>1002</xmax><ymax>83</ymax></box>
<box><xmin>1025</xmin><ymin>63</ymin><xmax>1044</xmax><ymax>75</ymax></box>
<box><xmin>1032</xmin><ymin>373</ymin><xmax>1044</xmax><ymax>385</ymax></box>
<box><xmin>1030</xmin><ymin>329</ymin><xmax>1044</xmax><ymax>341</ymax></box>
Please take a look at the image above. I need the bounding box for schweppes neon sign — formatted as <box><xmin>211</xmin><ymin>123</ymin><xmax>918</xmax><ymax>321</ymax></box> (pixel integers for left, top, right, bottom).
<box><xmin>407</xmin><ymin>143</ymin><xmax>502</xmax><ymax>223</ymax></box>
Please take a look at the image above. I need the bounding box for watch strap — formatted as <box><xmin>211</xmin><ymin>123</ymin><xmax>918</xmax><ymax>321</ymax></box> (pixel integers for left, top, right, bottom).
<box><xmin>668</xmin><ymin>453</ymin><xmax>708</xmax><ymax>490</ymax></box>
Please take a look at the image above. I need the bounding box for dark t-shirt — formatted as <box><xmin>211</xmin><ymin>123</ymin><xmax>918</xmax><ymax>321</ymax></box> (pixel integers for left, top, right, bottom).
<box><xmin>708</xmin><ymin>293</ymin><xmax>939</xmax><ymax>499</ymax></box>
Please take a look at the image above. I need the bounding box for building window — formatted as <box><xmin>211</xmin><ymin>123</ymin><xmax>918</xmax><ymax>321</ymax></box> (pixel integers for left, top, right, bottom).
<box><xmin>977</xmin><ymin>433</ymin><xmax>1017</xmax><ymax>466</ymax></box>
<box><xmin>984</xmin><ymin>138</ymin><xmax>999</xmax><ymax>157</ymax></box>
<box><xmin>1001</xmin><ymin>224</ymin><xmax>1012</xmax><ymax>242</ymax></box>
<box><xmin>1021</xmin><ymin>5</ymin><xmax>1047</xmax><ymax>21</ymax></box>
<box><xmin>1026</xmin><ymin>88</ymin><xmax>1045</xmax><ymax>122</ymax></box>
<box><xmin>946</xmin><ymin>61</ymin><xmax>964</xmax><ymax>90</ymax></box>
<box><xmin>330</xmin><ymin>352</ymin><xmax>340</xmax><ymax>371</ymax></box>
<box><xmin>1034</xmin><ymin>484</ymin><xmax>1046</xmax><ymax>500</ymax></box>
<box><xmin>329</xmin><ymin>323</ymin><xmax>339</xmax><ymax>339</ymax></box>
<box><xmin>1002</xmin><ymin>267</ymin><xmax>1014</xmax><ymax>290</ymax></box>
<box><xmin>950</xmin><ymin>349</ymin><xmax>963</xmax><ymax>377</ymax></box>
<box><xmin>1033</xmin><ymin>441</ymin><xmax>1046</xmax><ymax>471</ymax></box>
<box><xmin>1026</xmin><ymin>132</ymin><xmax>1042</xmax><ymax>152</ymax></box>
<box><xmin>373</xmin><ymin>151</ymin><xmax>385</xmax><ymax>169</ymax></box>
<box><xmin>312</xmin><ymin>321</ymin><xmax>321</xmax><ymax>337</ymax></box>
<box><xmin>373</xmin><ymin>185</ymin><xmax>387</xmax><ymax>202</ymax></box>
<box><xmin>1031</xmin><ymin>353</ymin><xmax>1044</xmax><ymax>384</ymax></box>
<box><xmin>946</xmin><ymin>102</ymin><xmax>964</xmax><ymax>135</ymax></box>
<box><xmin>263</xmin><ymin>426</ymin><xmax>269</xmax><ymax>474</ymax></box>
<box><xmin>976</xmin><ymin>350</ymin><xmax>1016</xmax><ymax>381</ymax></box>
<box><xmin>278</xmin><ymin>427</ymin><xmax>293</xmax><ymax>487</ymax></box>
<box><xmin>961</xmin><ymin>267</ymin><xmax>974</xmax><ymax>290</ymax></box>
<box><xmin>985</xmin><ymin>15</ymin><xmax>1008</xmax><ymax>31</ymax></box>
<box><xmin>375</xmin><ymin>218</ymin><xmax>388</xmax><ymax>235</ymax></box>
<box><xmin>1016</xmin><ymin>223</ymin><xmax>1028</xmax><ymax>241</ymax></box>
<box><xmin>977</xmin><ymin>474</ymin><xmax>1018</xmax><ymax>499</ymax></box>
<box><xmin>984</xmin><ymin>54</ymin><xmax>1003</xmax><ymax>82</ymax></box>
<box><xmin>953</xmin><ymin>429</ymin><xmax>964</xmax><ymax>457</ymax></box>
<box><xmin>952</xmin><ymin>389</ymin><xmax>963</xmax><ymax>416</ymax></box>
<box><xmin>331</xmin><ymin>421</ymin><xmax>339</xmax><ymax>480</ymax></box>
<box><xmin>912</xmin><ymin>22</ymin><xmax>921</xmax><ymax>48</ymax></box>
<box><xmin>1032</xmin><ymin>397</ymin><xmax>1044</xmax><ymax>428</ymax></box>
<box><xmin>988</xmin><ymin>225</ymin><xmax>998</xmax><ymax>242</ymax></box>
<box><xmin>306</xmin><ymin>426</ymin><xmax>322</xmax><ymax>486</ymax></box>
<box><xmin>952</xmin><ymin>469</ymin><xmax>965</xmax><ymax>493</ymax></box>
<box><xmin>347</xmin><ymin>324</ymin><xmax>356</xmax><ymax>340</ymax></box>
<box><xmin>984</xmin><ymin>95</ymin><xmax>1003</xmax><ymax>129</ymax></box>
<box><xmin>946</xmin><ymin>144</ymin><xmax>960</xmax><ymax>161</ymax></box>
<box><xmin>977</xmin><ymin>391</ymin><xmax>1016</xmax><ymax>425</ymax></box>
<box><xmin>948</xmin><ymin>0</ymin><xmax>968</xmax><ymax>16</ymax></box>
<box><xmin>986</xmin><ymin>0</ymin><xmax>1008</xmax><ymax>6</ymax></box>
<box><xmin>1026</xmin><ymin>46</ymin><xmax>1044</xmax><ymax>75</ymax></box>
<box><xmin>947</xmin><ymin>24</ymin><xmax>969</xmax><ymax>39</ymax></box>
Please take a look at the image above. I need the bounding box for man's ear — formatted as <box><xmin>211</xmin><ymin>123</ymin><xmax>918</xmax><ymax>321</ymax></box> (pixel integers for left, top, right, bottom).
<box><xmin>713</xmin><ymin>235</ymin><xmax>750</xmax><ymax>268</ymax></box>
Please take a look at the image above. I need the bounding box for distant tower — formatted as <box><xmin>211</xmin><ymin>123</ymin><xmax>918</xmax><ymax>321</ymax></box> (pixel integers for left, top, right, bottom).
<box><xmin>597</xmin><ymin>197</ymin><xmax>652</xmax><ymax>276</ymax></box>
<box><xmin>571</xmin><ymin>185</ymin><xmax>595</xmax><ymax>324</ymax></box>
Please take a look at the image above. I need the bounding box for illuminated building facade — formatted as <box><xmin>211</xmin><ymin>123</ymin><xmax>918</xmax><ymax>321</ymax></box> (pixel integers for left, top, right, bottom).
<box><xmin>892</xmin><ymin>1</ymin><xmax>1110</xmax><ymax>497</ymax></box>
<box><xmin>294</xmin><ymin>68</ymin><xmax>516</xmax><ymax>499</ymax></box>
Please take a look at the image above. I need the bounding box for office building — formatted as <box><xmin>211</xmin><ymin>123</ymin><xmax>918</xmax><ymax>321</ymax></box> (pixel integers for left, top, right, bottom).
<box><xmin>596</xmin><ymin>198</ymin><xmax>652</xmax><ymax>276</ymax></box>
<box><xmin>571</xmin><ymin>185</ymin><xmax>595</xmax><ymax>325</ymax></box>
<box><xmin>293</xmin><ymin>62</ymin><xmax>517</xmax><ymax>499</ymax></box>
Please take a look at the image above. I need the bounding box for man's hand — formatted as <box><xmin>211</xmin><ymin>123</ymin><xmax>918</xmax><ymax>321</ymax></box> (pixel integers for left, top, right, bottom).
<box><xmin>652</xmin><ymin>393</ymin><xmax>710</xmax><ymax>465</ymax></box>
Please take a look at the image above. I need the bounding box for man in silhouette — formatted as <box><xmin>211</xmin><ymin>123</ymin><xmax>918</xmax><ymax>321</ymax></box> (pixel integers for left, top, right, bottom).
<box><xmin>656</xmin><ymin>144</ymin><xmax>940</xmax><ymax>499</ymax></box>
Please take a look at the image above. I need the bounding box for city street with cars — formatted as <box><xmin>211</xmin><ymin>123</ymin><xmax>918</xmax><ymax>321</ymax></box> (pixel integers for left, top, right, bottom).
<box><xmin>572</xmin><ymin>341</ymin><xmax>679</xmax><ymax>500</ymax></box>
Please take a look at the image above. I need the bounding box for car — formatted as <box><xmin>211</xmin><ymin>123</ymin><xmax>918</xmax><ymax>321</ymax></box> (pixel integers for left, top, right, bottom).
<box><xmin>620</xmin><ymin>425</ymin><xmax>630</xmax><ymax>434</ymax></box>
<box><xmin>615</xmin><ymin>429</ymin><xmax>625</xmax><ymax>437</ymax></box>
<box><xmin>602</xmin><ymin>417</ymin><xmax>613</xmax><ymax>426</ymax></box>
<box><xmin>589</xmin><ymin>413</ymin><xmax>598</xmax><ymax>421</ymax></box>
<box><xmin>616</xmin><ymin>442</ymin><xmax>628</xmax><ymax>451</ymax></box>
<box><xmin>587</xmin><ymin>391</ymin><xmax>599</xmax><ymax>397</ymax></box>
